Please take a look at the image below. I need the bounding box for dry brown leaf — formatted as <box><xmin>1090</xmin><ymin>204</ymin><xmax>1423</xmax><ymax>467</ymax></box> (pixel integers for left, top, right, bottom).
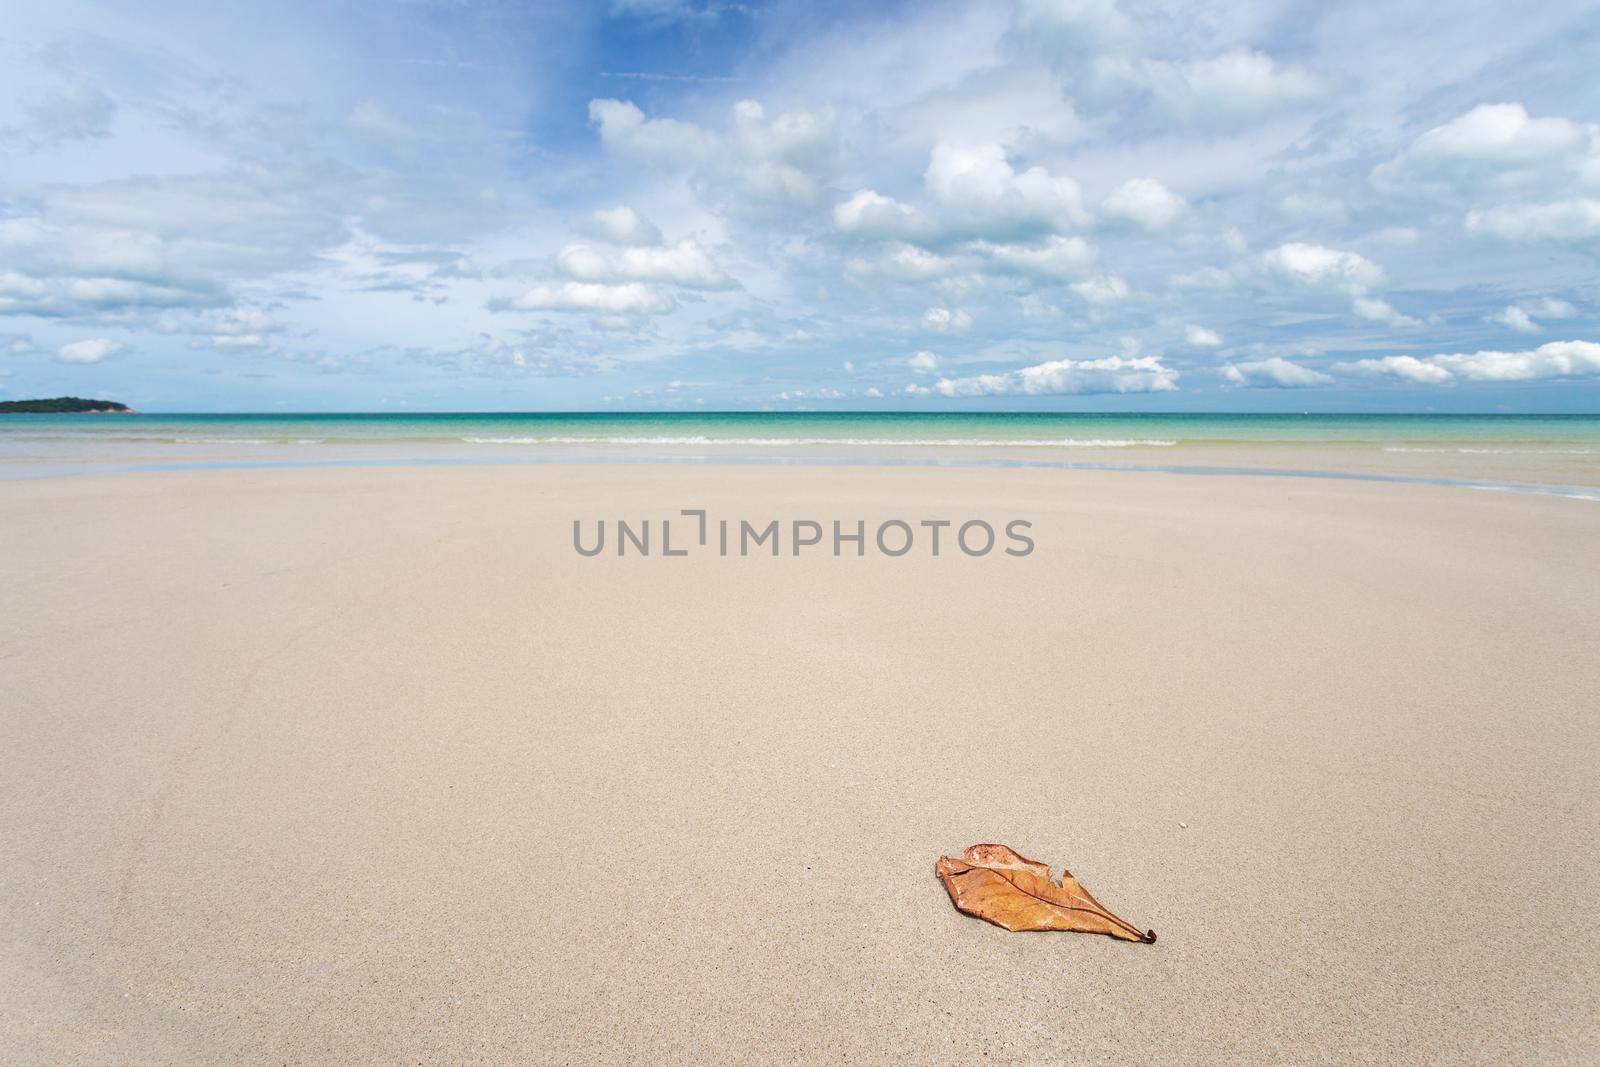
<box><xmin>935</xmin><ymin>843</ymin><xmax>1155</xmax><ymax>943</ymax></box>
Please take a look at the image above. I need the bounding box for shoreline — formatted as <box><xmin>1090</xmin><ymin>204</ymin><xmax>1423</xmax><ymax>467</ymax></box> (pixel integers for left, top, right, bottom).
<box><xmin>4</xmin><ymin>450</ymin><xmax>1599</xmax><ymax>500</ymax></box>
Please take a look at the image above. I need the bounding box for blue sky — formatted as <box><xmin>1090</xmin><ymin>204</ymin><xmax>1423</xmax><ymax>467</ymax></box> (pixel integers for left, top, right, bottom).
<box><xmin>2</xmin><ymin>0</ymin><xmax>1599</xmax><ymax>412</ymax></box>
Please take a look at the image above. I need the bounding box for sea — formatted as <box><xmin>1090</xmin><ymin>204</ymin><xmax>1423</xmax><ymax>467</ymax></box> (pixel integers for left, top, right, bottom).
<box><xmin>3</xmin><ymin>412</ymin><xmax>1599</xmax><ymax>494</ymax></box>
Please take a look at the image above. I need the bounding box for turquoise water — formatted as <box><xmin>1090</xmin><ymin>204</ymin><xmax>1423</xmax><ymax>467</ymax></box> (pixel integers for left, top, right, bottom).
<box><xmin>5</xmin><ymin>412</ymin><xmax>1600</xmax><ymax>451</ymax></box>
<box><xmin>4</xmin><ymin>413</ymin><xmax>1600</xmax><ymax>495</ymax></box>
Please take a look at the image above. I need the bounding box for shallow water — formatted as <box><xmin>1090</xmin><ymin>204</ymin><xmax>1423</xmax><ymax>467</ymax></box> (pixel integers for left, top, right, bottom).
<box><xmin>4</xmin><ymin>412</ymin><xmax>1600</xmax><ymax>496</ymax></box>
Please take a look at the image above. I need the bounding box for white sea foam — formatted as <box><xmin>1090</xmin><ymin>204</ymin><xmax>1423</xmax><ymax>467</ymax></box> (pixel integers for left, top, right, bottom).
<box><xmin>169</xmin><ymin>437</ymin><xmax>326</xmax><ymax>445</ymax></box>
<box><xmin>457</xmin><ymin>435</ymin><xmax>1179</xmax><ymax>448</ymax></box>
<box><xmin>173</xmin><ymin>437</ymin><xmax>273</xmax><ymax>444</ymax></box>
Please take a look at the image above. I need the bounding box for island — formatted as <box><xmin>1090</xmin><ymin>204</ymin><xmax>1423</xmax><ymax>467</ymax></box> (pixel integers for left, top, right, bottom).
<box><xmin>0</xmin><ymin>396</ymin><xmax>134</xmax><ymax>414</ymax></box>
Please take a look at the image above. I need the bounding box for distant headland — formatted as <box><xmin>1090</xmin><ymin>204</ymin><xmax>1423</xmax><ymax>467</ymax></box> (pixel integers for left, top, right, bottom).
<box><xmin>0</xmin><ymin>397</ymin><xmax>135</xmax><ymax>414</ymax></box>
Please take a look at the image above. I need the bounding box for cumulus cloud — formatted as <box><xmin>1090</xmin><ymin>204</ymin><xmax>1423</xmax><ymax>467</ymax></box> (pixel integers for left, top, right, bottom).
<box><xmin>555</xmin><ymin>239</ymin><xmax>733</xmax><ymax>289</ymax></box>
<box><xmin>923</xmin><ymin>142</ymin><xmax>1091</xmax><ymax>239</ymax></box>
<box><xmin>1465</xmin><ymin>199</ymin><xmax>1600</xmax><ymax>244</ymax></box>
<box><xmin>1488</xmin><ymin>305</ymin><xmax>1539</xmax><ymax>333</ymax></box>
<box><xmin>847</xmin><ymin>233</ymin><xmax>1097</xmax><ymax>284</ymax></box>
<box><xmin>1261</xmin><ymin>242</ymin><xmax>1384</xmax><ymax>291</ymax></box>
<box><xmin>1352</xmin><ymin>296</ymin><xmax>1422</xmax><ymax>328</ymax></box>
<box><xmin>1258</xmin><ymin>245</ymin><xmax>1422</xmax><ymax>329</ymax></box>
<box><xmin>1100</xmin><ymin>178</ymin><xmax>1187</xmax><ymax>231</ymax></box>
<box><xmin>908</xmin><ymin>350</ymin><xmax>942</xmax><ymax>373</ymax></box>
<box><xmin>921</xmin><ymin>307</ymin><xmax>972</xmax><ymax>332</ymax></box>
<box><xmin>847</xmin><ymin>243</ymin><xmax>966</xmax><ymax>282</ymax></box>
<box><xmin>55</xmin><ymin>338</ymin><xmax>123</xmax><ymax>364</ymax></box>
<box><xmin>589</xmin><ymin>98</ymin><xmax>717</xmax><ymax>166</ymax></box>
<box><xmin>499</xmin><ymin>281</ymin><xmax>674</xmax><ymax>315</ymax></box>
<box><xmin>1432</xmin><ymin>341</ymin><xmax>1600</xmax><ymax>381</ymax></box>
<box><xmin>1335</xmin><ymin>355</ymin><xmax>1454</xmax><ymax>384</ymax></box>
<box><xmin>835</xmin><ymin>142</ymin><xmax>1089</xmax><ymax>248</ymax></box>
<box><xmin>1374</xmin><ymin>104</ymin><xmax>1600</xmax><ymax>196</ymax></box>
<box><xmin>981</xmin><ymin>235</ymin><xmax>1098</xmax><ymax>279</ymax></box>
<box><xmin>1486</xmin><ymin>298</ymin><xmax>1576</xmax><ymax>333</ymax></box>
<box><xmin>1069</xmin><ymin>274</ymin><xmax>1130</xmax><ymax>303</ymax></box>
<box><xmin>1221</xmin><ymin>357</ymin><xmax>1333</xmax><ymax>388</ymax></box>
<box><xmin>1185</xmin><ymin>324</ymin><xmax>1222</xmax><ymax>347</ymax></box>
<box><xmin>590</xmin><ymin>97</ymin><xmax>835</xmax><ymax>205</ymax></box>
<box><xmin>932</xmin><ymin>354</ymin><xmax>1177</xmax><ymax>396</ymax></box>
<box><xmin>833</xmin><ymin>190</ymin><xmax>932</xmax><ymax>243</ymax></box>
<box><xmin>571</xmin><ymin>206</ymin><xmax>662</xmax><ymax>246</ymax></box>
<box><xmin>1335</xmin><ymin>342</ymin><xmax>1600</xmax><ymax>384</ymax></box>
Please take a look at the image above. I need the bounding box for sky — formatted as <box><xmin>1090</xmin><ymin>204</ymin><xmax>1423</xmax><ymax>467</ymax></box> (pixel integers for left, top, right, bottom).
<box><xmin>2</xmin><ymin>0</ymin><xmax>1599</xmax><ymax>413</ymax></box>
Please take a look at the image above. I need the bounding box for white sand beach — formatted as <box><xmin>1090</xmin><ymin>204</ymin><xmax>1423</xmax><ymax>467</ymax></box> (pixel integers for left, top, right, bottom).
<box><xmin>3</xmin><ymin>462</ymin><xmax>1598</xmax><ymax>1062</ymax></box>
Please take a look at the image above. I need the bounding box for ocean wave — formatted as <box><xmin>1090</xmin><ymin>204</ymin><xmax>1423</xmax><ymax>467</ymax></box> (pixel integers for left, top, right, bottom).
<box><xmin>1384</xmin><ymin>446</ymin><xmax>1599</xmax><ymax>455</ymax></box>
<box><xmin>173</xmin><ymin>437</ymin><xmax>272</xmax><ymax>445</ymax></box>
<box><xmin>169</xmin><ymin>437</ymin><xmax>327</xmax><ymax>445</ymax></box>
<box><xmin>457</xmin><ymin>435</ymin><xmax>1179</xmax><ymax>448</ymax></box>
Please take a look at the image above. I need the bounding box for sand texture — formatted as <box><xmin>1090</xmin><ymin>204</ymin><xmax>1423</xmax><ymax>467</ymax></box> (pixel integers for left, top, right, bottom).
<box><xmin>3</xmin><ymin>464</ymin><xmax>1598</xmax><ymax>1063</ymax></box>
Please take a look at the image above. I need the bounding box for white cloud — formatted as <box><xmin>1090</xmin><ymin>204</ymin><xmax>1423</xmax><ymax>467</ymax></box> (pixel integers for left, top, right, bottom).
<box><xmin>1221</xmin><ymin>357</ymin><xmax>1333</xmax><ymax>388</ymax></box>
<box><xmin>1262</xmin><ymin>243</ymin><xmax>1384</xmax><ymax>291</ymax></box>
<box><xmin>835</xmin><ymin>142</ymin><xmax>1089</xmax><ymax>247</ymax></box>
<box><xmin>55</xmin><ymin>338</ymin><xmax>123</xmax><ymax>364</ymax></box>
<box><xmin>501</xmin><ymin>281</ymin><xmax>674</xmax><ymax>315</ymax></box>
<box><xmin>1069</xmin><ymin>274</ymin><xmax>1130</xmax><ymax>303</ymax></box>
<box><xmin>0</xmin><ymin>271</ymin><xmax>203</xmax><ymax>316</ymax></box>
<box><xmin>847</xmin><ymin>243</ymin><xmax>965</xmax><ymax>282</ymax></box>
<box><xmin>1110</xmin><ymin>50</ymin><xmax>1320</xmax><ymax>126</ymax></box>
<box><xmin>555</xmin><ymin>239</ymin><xmax>733</xmax><ymax>289</ymax></box>
<box><xmin>589</xmin><ymin>97</ymin><xmax>834</xmax><ymax>206</ymax></box>
<box><xmin>925</xmin><ymin>142</ymin><xmax>1091</xmax><ymax>238</ymax></box>
<box><xmin>1170</xmin><ymin>266</ymin><xmax>1236</xmax><ymax>290</ymax></box>
<box><xmin>1487</xmin><ymin>306</ymin><xmax>1538</xmax><ymax>334</ymax></box>
<box><xmin>1465</xmin><ymin>199</ymin><xmax>1600</xmax><ymax>244</ymax></box>
<box><xmin>1100</xmin><ymin>178</ymin><xmax>1187</xmax><ymax>231</ymax></box>
<box><xmin>589</xmin><ymin>98</ymin><xmax>717</xmax><ymax>167</ymax></box>
<box><xmin>933</xmin><ymin>354</ymin><xmax>1177</xmax><ymax>396</ymax></box>
<box><xmin>1185</xmin><ymin>324</ymin><xmax>1222</xmax><ymax>347</ymax></box>
<box><xmin>908</xmin><ymin>350</ymin><xmax>942</xmax><ymax>373</ymax></box>
<box><xmin>833</xmin><ymin>189</ymin><xmax>931</xmax><ymax>243</ymax></box>
<box><xmin>1335</xmin><ymin>355</ymin><xmax>1455</xmax><ymax>384</ymax></box>
<box><xmin>921</xmin><ymin>307</ymin><xmax>972</xmax><ymax>332</ymax></box>
<box><xmin>848</xmin><ymin>233</ymin><xmax>1097</xmax><ymax>283</ymax></box>
<box><xmin>731</xmin><ymin>99</ymin><xmax>835</xmax><ymax>171</ymax></box>
<box><xmin>1352</xmin><ymin>296</ymin><xmax>1422</xmax><ymax>328</ymax></box>
<box><xmin>1335</xmin><ymin>342</ymin><xmax>1600</xmax><ymax>384</ymax></box>
<box><xmin>1432</xmin><ymin>341</ymin><xmax>1600</xmax><ymax>381</ymax></box>
<box><xmin>1375</xmin><ymin>104</ymin><xmax>1600</xmax><ymax>196</ymax></box>
<box><xmin>1277</xmin><ymin>192</ymin><xmax>1346</xmax><ymax>220</ymax></box>
<box><xmin>981</xmin><ymin>235</ymin><xmax>1098</xmax><ymax>279</ymax></box>
<box><xmin>571</xmin><ymin>206</ymin><xmax>662</xmax><ymax>246</ymax></box>
<box><xmin>1532</xmin><ymin>297</ymin><xmax>1577</xmax><ymax>319</ymax></box>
